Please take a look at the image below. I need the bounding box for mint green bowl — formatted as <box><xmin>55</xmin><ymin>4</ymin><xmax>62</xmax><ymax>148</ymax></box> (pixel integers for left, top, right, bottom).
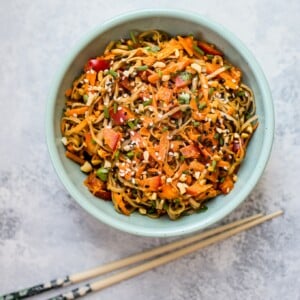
<box><xmin>46</xmin><ymin>9</ymin><xmax>274</xmax><ymax>237</ymax></box>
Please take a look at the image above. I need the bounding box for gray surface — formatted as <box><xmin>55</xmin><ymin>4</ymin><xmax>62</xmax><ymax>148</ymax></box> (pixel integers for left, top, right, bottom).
<box><xmin>0</xmin><ymin>1</ymin><xmax>299</xmax><ymax>299</ymax></box>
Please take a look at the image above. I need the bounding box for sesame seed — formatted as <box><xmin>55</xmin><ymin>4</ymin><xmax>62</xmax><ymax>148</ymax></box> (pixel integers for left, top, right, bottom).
<box><xmin>123</xmin><ymin>70</ymin><xmax>130</xmax><ymax>77</ymax></box>
<box><xmin>143</xmin><ymin>151</ymin><xmax>149</xmax><ymax>161</ymax></box>
<box><xmin>179</xmin><ymin>174</ymin><xmax>187</xmax><ymax>182</ymax></box>
<box><xmin>61</xmin><ymin>137</ymin><xmax>68</xmax><ymax>145</ymax></box>
<box><xmin>177</xmin><ymin>182</ymin><xmax>187</xmax><ymax>194</ymax></box>
<box><xmin>194</xmin><ymin>171</ymin><xmax>200</xmax><ymax>179</ymax></box>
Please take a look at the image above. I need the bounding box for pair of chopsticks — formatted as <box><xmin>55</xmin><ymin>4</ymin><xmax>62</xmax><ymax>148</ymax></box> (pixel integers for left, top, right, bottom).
<box><xmin>1</xmin><ymin>210</ymin><xmax>283</xmax><ymax>300</ymax></box>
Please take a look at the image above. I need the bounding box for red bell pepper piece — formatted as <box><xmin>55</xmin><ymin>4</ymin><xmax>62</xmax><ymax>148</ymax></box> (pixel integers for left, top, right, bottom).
<box><xmin>174</xmin><ymin>72</ymin><xmax>192</xmax><ymax>88</ymax></box>
<box><xmin>85</xmin><ymin>58</ymin><xmax>110</xmax><ymax>72</ymax></box>
<box><xmin>180</xmin><ymin>144</ymin><xmax>200</xmax><ymax>158</ymax></box>
<box><xmin>109</xmin><ymin>107</ymin><xmax>134</xmax><ymax>125</ymax></box>
<box><xmin>198</xmin><ymin>41</ymin><xmax>223</xmax><ymax>56</ymax></box>
<box><xmin>140</xmin><ymin>176</ymin><xmax>162</xmax><ymax>192</ymax></box>
<box><xmin>102</xmin><ymin>128</ymin><xmax>121</xmax><ymax>151</ymax></box>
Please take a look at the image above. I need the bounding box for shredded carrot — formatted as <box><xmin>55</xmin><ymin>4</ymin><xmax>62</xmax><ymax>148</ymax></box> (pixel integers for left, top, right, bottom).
<box><xmin>219</xmin><ymin>72</ymin><xmax>239</xmax><ymax>90</ymax></box>
<box><xmin>159</xmin><ymin>184</ymin><xmax>179</xmax><ymax>199</ymax></box>
<box><xmin>65</xmin><ymin>119</ymin><xmax>88</xmax><ymax>136</ymax></box>
<box><xmin>65</xmin><ymin>88</ymin><xmax>72</xmax><ymax>97</ymax></box>
<box><xmin>177</xmin><ymin>36</ymin><xmax>194</xmax><ymax>56</ymax></box>
<box><xmin>186</xmin><ymin>183</ymin><xmax>212</xmax><ymax>196</ymax></box>
<box><xmin>84</xmin><ymin>133</ymin><xmax>97</xmax><ymax>155</ymax></box>
<box><xmin>180</xmin><ymin>145</ymin><xmax>200</xmax><ymax>158</ymax></box>
<box><xmin>157</xmin><ymin>86</ymin><xmax>173</xmax><ymax>103</ymax></box>
<box><xmin>86</xmin><ymin>71</ymin><xmax>97</xmax><ymax>86</ymax></box>
<box><xmin>65</xmin><ymin>150</ymin><xmax>85</xmax><ymax>165</ymax></box>
<box><xmin>112</xmin><ymin>192</ymin><xmax>130</xmax><ymax>215</ymax></box>
<box><xmin>200</xmin><ymin>74</ymin><xmax>209</xmax><ymax>101</ymax></box>
<box><xmin>219</xmin><ymin>176</ymin><xmax>234</xmax><ymax>194</ymax></box>
<box><xmin>198</xmin><ymin>41</ymin><xmax>223</xmax><ymax>56</ymax></box>
<box><xmin>139</xmin><ymin>176</ymin><xmax>161</xmax><ymax>192</ymax></box>
<box><xmin>65</xmin><ymin>106</ymin><xmax>88</xmax><ymax>117</ymax></box>
<box><xmin>158</xmin><ymin>131</ymin><xmax>169</xmax><ymax>163</ymax></box>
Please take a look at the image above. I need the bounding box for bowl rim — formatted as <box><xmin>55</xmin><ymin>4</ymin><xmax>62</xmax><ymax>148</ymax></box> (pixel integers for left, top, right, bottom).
<box><xmin>46</xmin><ymin>8</ymin><xmax>274</xmax><ymax>237</ymax></box>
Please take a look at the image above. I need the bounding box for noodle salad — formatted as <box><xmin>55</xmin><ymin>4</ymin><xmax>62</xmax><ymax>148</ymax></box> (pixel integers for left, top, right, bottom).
<box><xmin>61</xmin><ymin>30</ymin><xmax>258</xmax><ymax>220</ymax></box>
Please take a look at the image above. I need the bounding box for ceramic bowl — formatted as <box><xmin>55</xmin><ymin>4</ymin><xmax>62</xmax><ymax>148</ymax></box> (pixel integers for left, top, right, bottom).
<box><xmin>46</xmin><ymin>9</ymin><xmax>274</xmax><ymax>237</ymax></box>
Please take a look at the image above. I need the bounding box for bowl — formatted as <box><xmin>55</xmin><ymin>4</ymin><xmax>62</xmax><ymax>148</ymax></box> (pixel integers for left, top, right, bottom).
<box><xmin>46</xmin><ymin>9</ymin><xmax>274</xmax><ymax>237</ymax></box>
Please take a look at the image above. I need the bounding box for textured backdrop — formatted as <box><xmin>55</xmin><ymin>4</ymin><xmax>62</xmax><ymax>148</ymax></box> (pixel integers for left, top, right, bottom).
<box><xmin>0</xmin><ymin>1</ymin><xmax>299</xmax><ymax>299</ymax></box>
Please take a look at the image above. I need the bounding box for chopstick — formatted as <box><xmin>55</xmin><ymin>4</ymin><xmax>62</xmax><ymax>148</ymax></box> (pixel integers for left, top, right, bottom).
<box><xmin>0</xmin><ymin>211</ymin><xmax>282</xmax><ymax>300</ymax></box>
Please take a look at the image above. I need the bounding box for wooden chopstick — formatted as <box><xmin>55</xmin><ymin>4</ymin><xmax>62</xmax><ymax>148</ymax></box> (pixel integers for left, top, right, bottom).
<box><xmin>0</xmin><ymin>211</ymin><xmax>282</xmax><ymax>300</ymax></box>
<box><xmin>1</xmin><ymin>213</ymin><xmax>262</xmax><ymax>299</ymax></box>
<box><xmin>47</xmin><ymin>211</ymin><xmax>282</xmax><ymax>300</ymax></box>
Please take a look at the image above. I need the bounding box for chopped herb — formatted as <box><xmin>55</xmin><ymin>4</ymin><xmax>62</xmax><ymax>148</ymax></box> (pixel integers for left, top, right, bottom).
<box><xmin>211</xmin><ymin>160</ymin><xmax>217</xmax><ymax>169</ymax></box>
<box><xmin>183</xmin><ymin>170</ymin><xmax>190</xmax><ymax>174</ymax></box>
<box><xmin>113</xmin><ymin>102</ymin><xmax>118</xmax><ymax>114</ymax></box>
<box><xmin>96</xmin><ymin>167</ymin><xmax>109</xmax><ymax>182</ymax></box>
<box><xmin>158</xmin><ymin>70</ymin><xmax>163</xmax><ymax>77</ymax></box>
<box><xmin>179</xmin><ymin>155</ymin><xmax>185</xmax><ymax>162</ymax></box>
<box><xmin>219</xmin><ymin>177</ymin><xmax>225</xmax><ymax>183</ymax></box>
<box><xmin>134</xmin><ymin>118</ymin><xmax>140</xmax><ymax>126</ymax></box>
<box><xmin>126</xmin><ymin>151</ymin><xmax>134</xmax><ymax>159</ymax></box>
<box><xmin>214</xmin><ymin>133</ymin><xmax>219</xmax><ymax>139</ymax></box>
<box><xmin>193</xmin><ymin>44</ymin><xmax>205</xmax><ymax>55</ymax></box>
<box><xmin>107</xmin><ymin>70</ymin><xmax>118</xmax><ymax>78</ymax></box>
<box><xmin>127</xmin><ymin>120</ymin><xmax>135</xmax><ymax>129</ymax></box>
<box><xmin>114</xmin><ymin>150</ymin><xmax>120</xmax><ymax>160</ymax></box>
<box><xmin>245</xmin><ymin>113</ymin><xmax>251</xmax><ymax>120</ymax></box>
<box><xmin>198</xmin><ymin>102</ymin><xmax>207</xmax><ymax>110</ymax></box>
<box><xmin>104</xmin><ymin>106</ymin><xmax>109</xmax><ymax>119</ymax></box>
<box><xmin>174</xmin><ymin>198</ymin><xmax>181</xmax><ymax>204</ymax></box>
<box><xmin>130</xmin><ymin>31</ymin><xmax>137</xmax><ymax>44</ymax></box>
<box><xmin>136</xmin><ymin>65</ymin><xmax>148</xmax><ymax>71</ymax></box>
<box><xmin>143</xmin><ymin>99</ymin><xmax>152</xmax><ymax>106</ymax></box>
<box><xmin>219</xmin><ymin>136</ymin><xmax>224</xmax><ymax>146</ymax></box>
<box><xmin>163</xmin><ymin>203</ymin><xmax>169</xmax><ymax>211</ymax></box>
<box><xmin>162</xmin><ymin>126</ymin><xmax>169</xmax><ymax>132</ymax></box>
<box><xmin>178</xmin><ymin>71</ymin><xmax>192</xmax><ymax>81</ymax></box>
<box><xmin>91</xmin><ymin>139</ymin><xmax>97</xmax><ymax>145</ymax></box>
<box><xmin>193</xmin><ymin>121</ymin><xmax>200</xmax><ymax>127</ymax></box>
<box><xmin>145</xmin><ymin>45</ymin><xmax>160</xmax><ymax>52</ymax></box>
<box><xmin>148</xmin><ymin>201</ymin><xmax>156</xmax><ymax>214</ymax></box>
<box><xmin>208</xmin><ymin>87</ymin><xmax>215</xmax><ymax>97</ymax></box>
<box><xmin>148</xmin><ymin>206</ymin><xmax>156</xmax><ymax>214</ymax></box>
<box><xmin>208</xmin><ymin>160</ymin><xmax>217</xmax><ymax>172</ymax></box>
<box><xmin>178</xmin><ymin>92</ymin><xmax>190</xmax><ymax>104</ymax></box>
<box><xmin>196</xmin><ymin>205</ymin><xmax>208</xmax><ymax>213</ymax></box>
<box><xmin>206</xmin><ymin>54</ymin><xmax>214</xmax><ymax>60</ymax></box>
<box><xmin>83</xmin><ymin>94</ymin><xmax>89</xmax><ymax>103</ymax></box>
<box><xmin>224</xmin><ymin>65</ymin><xmax>232</xmax><ymax>70</ymax></box>
<box><xmin>237</xmin><ymin>91</ymin><xmax>245</xmax><ymax>97</ymax></box>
